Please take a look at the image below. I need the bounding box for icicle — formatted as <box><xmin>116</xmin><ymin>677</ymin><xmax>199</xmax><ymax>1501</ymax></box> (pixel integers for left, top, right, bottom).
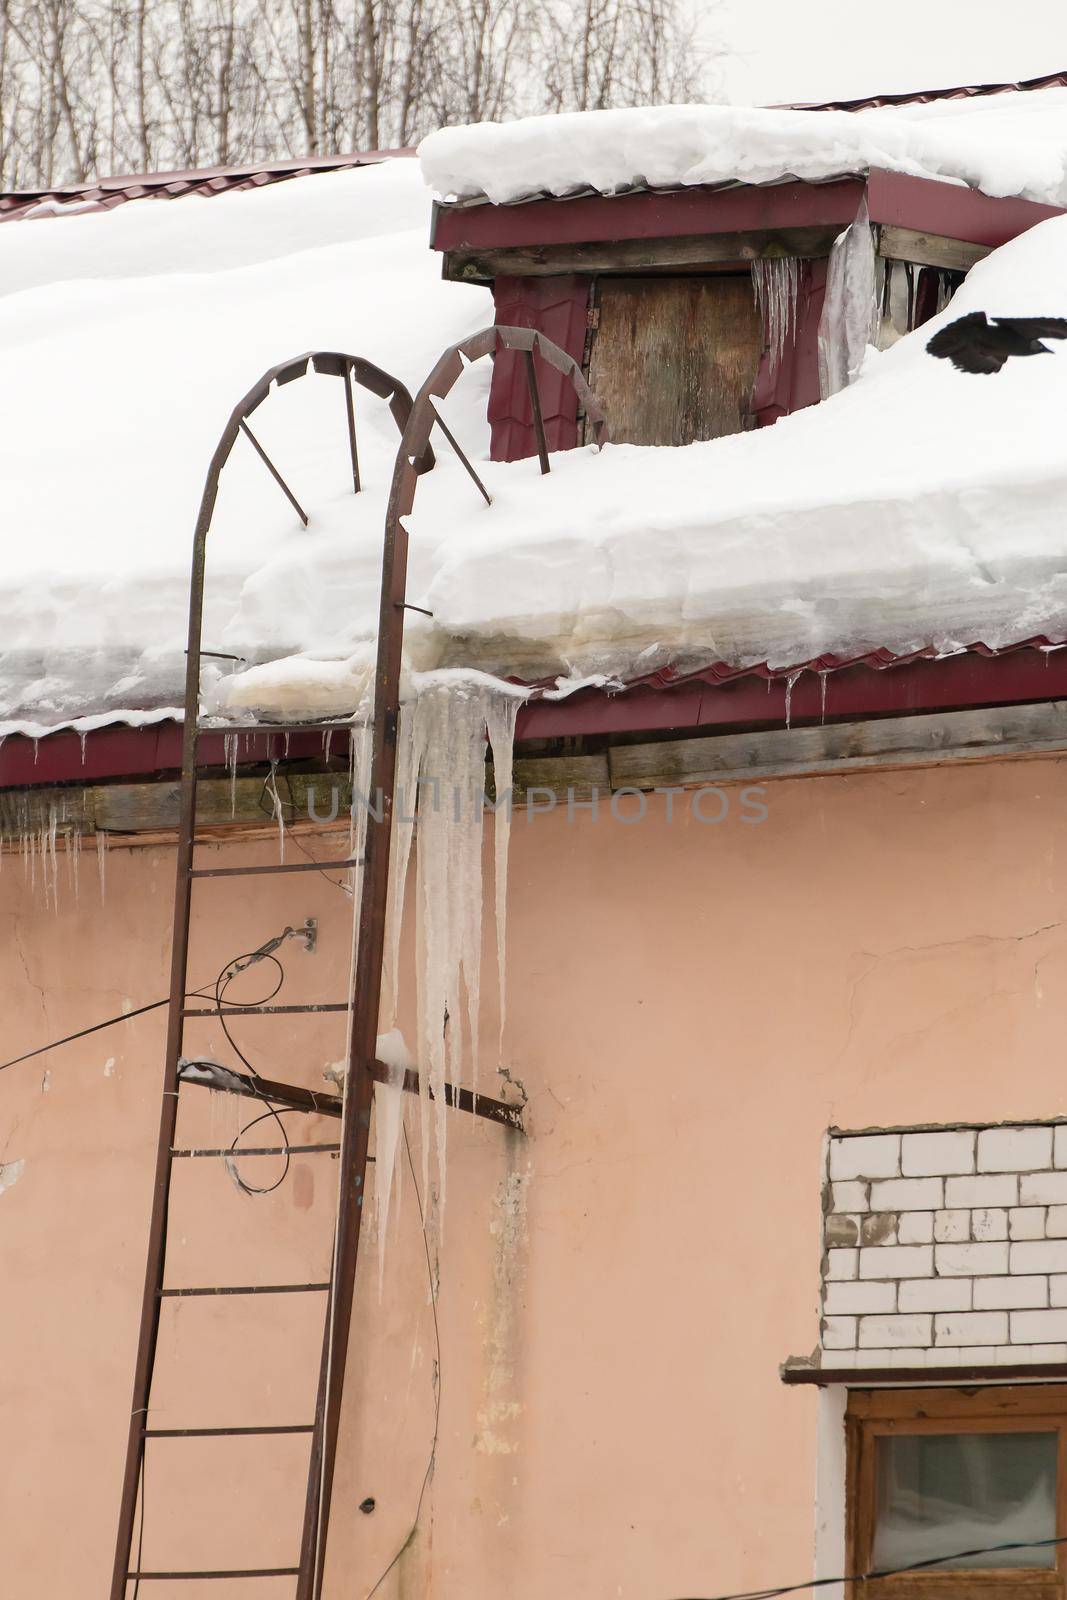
<box><xmin>405</xmin><ymin>680</ymin><xmax>524</xmax><ymax>1207</ymax></box>
<box><xmin>96</xmin><ymin>830</ymin><xmax>108</xmax><ymax>904</ymax></box>
<box><xmin>783</xmin><ymin>670</ymin><xmax>801</xmax><ymax>731</ymax></box>
<box><xmin>818</xmin><ymin>197</ymin><xmax>879</xmax><ymax>399</ymax></box>
<box><xmin>67</xmin><ymin>826</ymin><xmax>81</xmax><ymax>903</ymax></box>
<box><xmin>79</xmin><ymin>731</ymin><xmax>87</xmax><ymax>764</ymax></box>
<box><xmin>751</xmin><ymin>257</ymin><xmax>799</xmax><ymax>375</ymax></box>
<box><xmin>224</xmin><ymin>732</ymin><xmax>238</xmax><ymax>816</ymax></box>
<box><xmin>373</xmin><ymin>1029</ymin><xmax>411</xmax><ymax>1293</ymax></box>
<box><xmin>265</xmin><ymin>761</ymin><xmax>286</xmax><ymax>862</ymax></box>
<box><xmin>819</xmin><ymin>671</ymin><xmax>828</xmax><ymax>726</ymax></box>
<box><xmin>486</xmin><ymin>694</ymin><xmax>519</xmax><ymax>1055</ymax></box>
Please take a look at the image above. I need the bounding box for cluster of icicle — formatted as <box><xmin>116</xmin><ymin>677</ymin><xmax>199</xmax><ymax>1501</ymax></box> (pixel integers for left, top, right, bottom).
<box><xmin>6</xmin><ymin>793</ymin><xmax>108</xmax><ymax>910</ymax></box>
<box><xmin>751</xmin><ymin>257</ymin><xmax>800</xmax><ymax>375</ymax></box>
<box><xmin>337</xmin><ymin>676</ymin><xmax>522</xmax><ymax>1277</ymax></box>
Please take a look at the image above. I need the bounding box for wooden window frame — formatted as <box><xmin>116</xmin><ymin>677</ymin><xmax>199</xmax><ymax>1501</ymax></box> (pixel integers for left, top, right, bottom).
<box><xmin>847</xmin><ymin>1386</ymin><xmax>1067</xmax><ymax>1600</ymax></box>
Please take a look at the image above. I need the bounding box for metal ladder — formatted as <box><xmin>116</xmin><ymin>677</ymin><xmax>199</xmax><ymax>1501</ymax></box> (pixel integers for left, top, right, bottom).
<box><xmin>110</xmin><ymin>330</ymin><xmax>601</xmax><ymax>1596</ymax></box>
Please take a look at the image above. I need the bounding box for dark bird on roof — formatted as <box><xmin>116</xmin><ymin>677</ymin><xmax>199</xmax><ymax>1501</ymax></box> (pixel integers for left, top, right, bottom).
<box><xmin>927</xmin><ymin>312</ymin><xmax>1067</xmax><ymax>374</ymax></box>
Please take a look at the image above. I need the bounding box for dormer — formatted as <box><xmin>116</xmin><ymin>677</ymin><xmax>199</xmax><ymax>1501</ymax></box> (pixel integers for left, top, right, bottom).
<box><xmin>428</xmin><ymin>133</ymin><xmax>1063</xmax><ymax>460</ymax></box>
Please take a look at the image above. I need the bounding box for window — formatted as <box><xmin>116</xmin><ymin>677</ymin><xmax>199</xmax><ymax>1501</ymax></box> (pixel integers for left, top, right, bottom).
<box><xmin>848</xmin><ymin>1387</ymin><xmax>1067</xmax><ymax>1599</ymax></box>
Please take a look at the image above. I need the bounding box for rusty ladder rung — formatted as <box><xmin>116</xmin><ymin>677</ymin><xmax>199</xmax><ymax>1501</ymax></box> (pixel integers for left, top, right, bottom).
<box><xmin>143</xmin><ymin>1424</ymin><xmax>314</xmax><ymax>1438</ymax></box>
<box><xmin>127</xmin><ymin>1569</ymin><xmax>300</xmax><ymax>1581</ymax></box>
<box><xmin>171</xmin><ymin>1143</ymin><xmax>341</xmax><ymax>1158</ymax></box>
<box><xmin>188</xmin><ymin>859</ymin><xmax>361</xmax><ymax>879</ymax></box>
<box><xmin>182</xmin><ymin>1003</ymin><xmax>349</xmax><ymax>1017</ymax></box>
<box><xmin>159</xmin><ymin>1284</ymin><xmax>330</xmax><ymax>1298</ymax></box>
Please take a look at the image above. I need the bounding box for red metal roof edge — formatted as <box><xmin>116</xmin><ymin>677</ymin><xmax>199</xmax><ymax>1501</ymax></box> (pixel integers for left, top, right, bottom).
<box><xmin>431</xmin><ymin>168</ymin><xmax>1062</xmax><ymax>256</ymax></box>
<box><xmin>5</xmin><ymin>639</ymin><xmax>1067</xmax><ymax>790</ymax></box>
<box><xmin>0</xmin><ymin>148</ymin><xmax>414</xmax><ymax>224</ymax></box>
<box><xmin>785</xmin><ymin>67</ymin><xmax>1067</xmax><ymax>113</ymax></box>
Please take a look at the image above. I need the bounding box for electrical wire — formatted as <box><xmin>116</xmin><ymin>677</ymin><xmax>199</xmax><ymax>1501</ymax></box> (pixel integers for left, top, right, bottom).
<box><xmin>364</xmin><ymin>1123</ymin><xmax>442</xmax><ymax>1600</ymax></box>
<box><xmin>665</xmin><ymin>1534</ymin><xmax>1067</xmax><ymax>1600</ymax></box>
<box><xmin>225</xmin><ymin>1102</ymin><xmax>292</xmax><ymax>1197</ymax></box>
<box><xmin>0</xmin><ymin>924</ymin><xmax>304</xmax><ymax>1078</ymax></box>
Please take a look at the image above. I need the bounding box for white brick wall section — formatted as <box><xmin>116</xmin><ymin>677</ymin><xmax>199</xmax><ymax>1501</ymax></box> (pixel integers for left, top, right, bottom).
<box><xmin>1010</xmin><ymin>1309</ymin><xmax>1067</xmax><ymax>1343</ymax></box>
<box><xmin>934</xmin><ymin>1209</ymin><xmax>969</xmax><ymax>1242</ymax></box>
<box><xmin>824</xmin><ymin>1281</ymin><xmax>897</xmax><ymax>1315</ymax></box>
<box><xmin>940</xmin><ymin>1346</ymin><xmax>998</xmax><ymax>1365</ymax></box>
<box><xmin>823</xmin><ymin>1315</ymin><xmax>857</xmax><ymax>1349</ymax></box>
<box><xmin>977</xmin><ymin>1126</ymin><xmax>1053</xmax><ymax>1172</ymax></box>
<box><xmin>859</xmin><ymin>1245</ymin><xmax>933</xmax><ymax>1279</ymax></box>
<box><xmin>1009</xmin><ymin>1207</ymin><xmax>1046</xmax><ymax>1240</ymax></box>
<box><xmin>826</xmin><ymin>1249</ymin><xmax>858</xmax><ymax>1281</ymax></box>
<box><xmin>898</xmin><ymin>1212</ymin><xmax>934</xmax><ymax>1244</ymax></box>
<box><xmin>820</xmin><ymin>1126</ymin><xmax>1067</xmax><ymax>1365</ymax></box>
<box><xmin>935</xmin><ymin>1311</ymin><xmax>1009</xmax><ymax>1346</ymax></box>
<box><xmin>972</xmin><ymin>1208</ymin><xmax>1008</xmax><ymax>1241</ymax></box>
<box><xmin>901</xmin><ymin>1130</ymin><xmax>976</xmax><ymax>1177</ymax></box>
<box><xmin>1011</xmin><ymin>1241</ymin><xmax>1067</xmax><ymax>1274</ymax></box>
<box><xmin>973</xmin><ymin>1276</ymin><xmax>1049</xmax><ymax>1310</ymax></box>
<box><xmin>869</xmin><ymin>1177</ymin><xmax>943</xmax><ymax>1212</ymax></box>
<box><xmin>830</xmin><ymin>1135</ymin><xmax>901</xmax><ymax>1181</ymax></box>
<box><xmin>945</xmin><ymin>1175</ymin><xmax>1018</xmax><ymax>1207</ymax></box>
<box><xmin>997</xmin><ymin>1343</ymin><xmax>1067</xmax><ymax>1363</ymax></box>
<box><xmin>858</xmin><ymin>1314</ymin><xmax>932</xmax><ymax>1348</ymax></box>
<box><xmin>831</xmin><ymin>1181</ymin><xmax>868</xmax><ymax>1213</ymax></box>
<box><xmin>898</xmin><ymin>1277</ymin><xmax>971</xmax><ymax>1312</ymax></box>
<box><xmin>1020</xmin><ymin>1172</ymin><xmax>1067</xmax><ymax>1206</ymax></box>
<box><xmin>935</xmin><ymin>1242</ymin><xmax>1009</xmax><ymax>1276</ymax></box>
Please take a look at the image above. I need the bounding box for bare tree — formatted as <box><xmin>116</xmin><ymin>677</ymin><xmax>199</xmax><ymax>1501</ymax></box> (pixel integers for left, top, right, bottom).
<box><xmin>0</xmin><ymin>0</ymin><xmax>723</xmax><ymax>190</ymax></box>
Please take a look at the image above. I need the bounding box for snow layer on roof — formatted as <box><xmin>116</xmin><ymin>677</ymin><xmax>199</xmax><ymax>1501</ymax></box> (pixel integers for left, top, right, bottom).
<box><xmin>215</xmin><ymin>213</ymin><xmax>1067</xmax><ymax>712</ymax></box>
<box><xmin>6</xmin><ymin>142</ymin><xmax>1067</xmax><ymax>735</ymax></box>
<box><xmin>418</xmin><ymin>89</ymin><xmax>1067</xmax><ymax>205</ymax></box>
<box><xmin>0</xmin><ymin>158</ymin><xmax>492</xmax><ymax>732</ymax></box>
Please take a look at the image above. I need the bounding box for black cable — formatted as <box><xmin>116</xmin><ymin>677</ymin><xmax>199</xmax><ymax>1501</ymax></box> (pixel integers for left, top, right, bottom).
<box><xmin>225</xmin><ymin>1102</ymin><xmax>292</xmax><ymax>1197</ymax></box>
<box><xmin>666</xmin><ymin>1533</ymin><xmax>1067</xmax><ymax>1600</ymax></box>
<box><xmin>0</xmin><ymin>997</ymin><xmax>170</xmax><ymax>1074</ymax></box>
<box><xmin>0</xmin><ymin>925</ymin><xmax>302</xmax><ymax>1078</ymax></box>
<box><xmin>364</xmin><ymin>1124</ymin><xmax>442</xmax><ymax>1600</ymax></box>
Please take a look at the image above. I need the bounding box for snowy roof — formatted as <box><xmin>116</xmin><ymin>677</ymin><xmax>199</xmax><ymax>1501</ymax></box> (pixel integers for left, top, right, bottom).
<box><xmin>5</xmin><ymin>120</ymin><xmax>1067</xmax><ymax>739</ymax></box>
<box><xmin>418</xmin><ymin>90</ymin><xmax>1067</xmax><ymax>207</ymax></box>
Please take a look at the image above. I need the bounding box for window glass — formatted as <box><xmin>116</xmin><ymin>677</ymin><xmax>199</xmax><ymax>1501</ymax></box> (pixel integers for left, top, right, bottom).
<box><xmin>873</xmin><ymin>1431</ymin><xmax>1058</xmax><ymax>1571</ymax></box>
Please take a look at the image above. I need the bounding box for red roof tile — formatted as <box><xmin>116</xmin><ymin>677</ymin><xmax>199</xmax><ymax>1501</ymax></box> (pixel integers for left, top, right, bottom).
<box><xmin>0</xmin><ymin>149</ymin><xmax>414</xmax><ymax>224</ymax></box>
<box><xmin>787</xmin><ymin>67</ymin><xmax>1067</xmax><ymax>113</ymax></box>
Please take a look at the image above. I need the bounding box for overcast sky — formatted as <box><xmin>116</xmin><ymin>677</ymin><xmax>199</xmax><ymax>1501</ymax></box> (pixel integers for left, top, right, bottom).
<box><xmin>692</xmin><ymin>0</ymin><xmax>1067</xmax><ymax>105</ymax></box>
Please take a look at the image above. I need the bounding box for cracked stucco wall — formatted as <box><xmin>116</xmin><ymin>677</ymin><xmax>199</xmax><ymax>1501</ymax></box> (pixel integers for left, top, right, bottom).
<box><xmin>8</xmin><ymin>757</ymin><xmax>1067</xmax><ymax>1597</ymax></box>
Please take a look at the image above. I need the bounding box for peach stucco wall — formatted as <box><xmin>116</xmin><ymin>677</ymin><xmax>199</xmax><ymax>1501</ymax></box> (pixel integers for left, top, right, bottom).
<box><xmin>5</xmin><ymin>753</ymin><xmax>1067</xmax><ymax>1598</ymax></box>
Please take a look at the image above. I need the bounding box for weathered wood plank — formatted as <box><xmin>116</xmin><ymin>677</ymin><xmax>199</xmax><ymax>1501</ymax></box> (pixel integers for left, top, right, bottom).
<box><xmin>0</xmin><ymin>785</ymin><xmax>94</xmax><ymax>837</ymax></box>
<box><xmin>876</xmin><ymin>223</ymin><xmax>990</xmax><ymax>273</ymax></box>
<box><xmin>512</xmin><ymin>753</ymin><xmax>608</xmax><ymax>799</ymax></box>
<box><xmin>442</xmin><ymin>225</ymin><xmax>842</xmax><ymax>282</ymax></box>
<box><xmin>94</xmin><ymin>773</ymin><xmax>354</xmax><ymax>833</ymax></box>
<box><xmin>7</xmin><ymin>700</ymin><xmax>1067</xmax><ymax>844</ymax></box>
<box><xmin>608</xmin><ymin>700</ymin><xmax>1067</xmax><ymax>790</ymax></box>
<box><xmin>587</xmin><ymin>275</ymin><xmax>763</xmax><ymax>446</ymax></box>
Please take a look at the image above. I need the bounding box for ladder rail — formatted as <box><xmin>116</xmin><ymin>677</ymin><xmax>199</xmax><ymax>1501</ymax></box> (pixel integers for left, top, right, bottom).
<box><xmin>296</xmin><ymin>324</ymin><xmax>606</xmax><ymax>1598</ymax></box>
<box><xmin>111</xmin><ymin>331</ymin><xmax>592</xmax><ymax>1596</ymax></box>
<box><xmin>109</xmin><ymin>352</ymin><xmax>420</xmax><ymax>1598</ymax></box>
